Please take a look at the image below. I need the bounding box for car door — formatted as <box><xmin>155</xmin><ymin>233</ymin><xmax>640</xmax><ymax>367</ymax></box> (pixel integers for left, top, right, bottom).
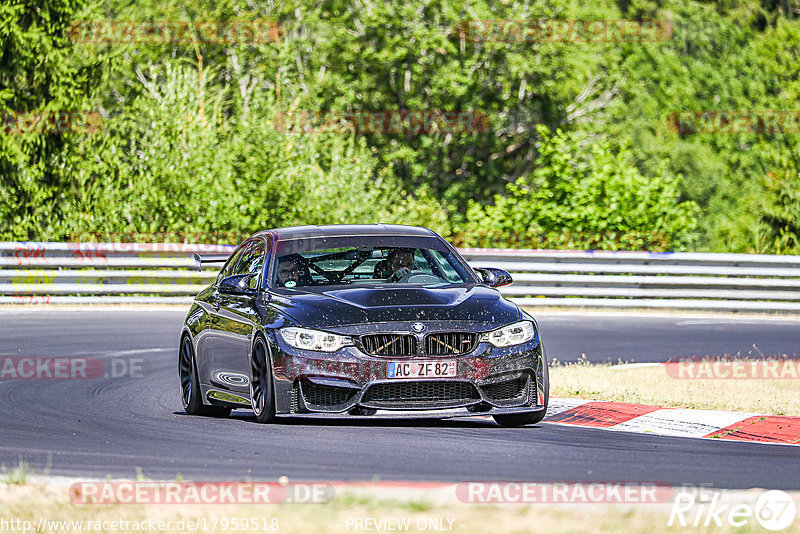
<box><xmin>209</xmin><ymin>238</ymin><xmax>267</xmax><ymax>395</ymax></box>
<box><xmin>195</xmin><ymin>242</ymin><xmax>247</xmax><ymax>385</ymax></box>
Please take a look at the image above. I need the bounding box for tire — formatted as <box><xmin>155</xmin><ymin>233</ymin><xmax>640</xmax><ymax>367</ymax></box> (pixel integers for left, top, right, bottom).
<box><xmin>250</xmin><ymin>336</ymin><xmax>276</xmax><ymax>423</ymax></box>
<box><xmin>179</xmin><ymin>335</ymin><xmax>231</xmax><ymax>418</ymax></box>
<box><xmin>493</xmin><ymin>410</ymin><xmax>546</xmax><ymax>427</ymax></box>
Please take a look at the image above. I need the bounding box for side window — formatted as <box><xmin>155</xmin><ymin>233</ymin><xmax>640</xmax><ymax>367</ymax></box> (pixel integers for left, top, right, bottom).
<box><xmin>235</xmin><ymin>239</ymin><xmax>266</xmax><ymax>276</ymax></box>
<box><xmin>217</xmin><ymin>243</ymin><xmax>247</xmax><ymax>283</ymax></box>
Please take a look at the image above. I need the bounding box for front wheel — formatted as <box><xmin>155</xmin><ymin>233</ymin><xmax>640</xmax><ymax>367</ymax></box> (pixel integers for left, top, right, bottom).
<box><xmin>250</xmin><ymin>336</ymin><xmax>276</xmax><ymax>423</ymax></box>
<box><xmin>179</xmin><ymin>335</ymin><xmax>230</xmax><ymax>417</ymax></box>
<box><xmin>493</xmin><ymin>410</ymin><xmax>546</xmax><ymax>427</ymax></box>
<box><xmin>494</xmin><ymin>359</ymin><xmax>549</xmax><ymax>427</ymax></box>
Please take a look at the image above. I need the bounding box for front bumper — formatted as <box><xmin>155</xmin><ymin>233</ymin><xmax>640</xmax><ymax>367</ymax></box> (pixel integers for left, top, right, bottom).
<box><xmin>269</xmin><ymin>321</ymin><xmax>547</xmax><ymax>416</ymax></box>
<box><xmin>274</xmin><ymin>405</ymin><xmax>547</xmax><ymax>421</ymax></box>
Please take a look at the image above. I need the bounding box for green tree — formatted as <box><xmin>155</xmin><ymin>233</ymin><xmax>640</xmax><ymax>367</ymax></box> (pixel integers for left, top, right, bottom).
<box><xmin>460</xmin><ymin>126</ymin><xmax>699</xmax><ymax>250</ymax></box>
<box><xmin>51</xmin><ymin>57</ymin><xmax>451</xmax><ymax>241</ymax></box>
<box><xmin>0</xmin><ymin>0</ymin><xmax>101</xmax><ymax>239</ymax></box>
<box><xmin>756</xmin><ymin>147</ymin><xmax>800</xmax><ymax>254</ymax></box>
<box><xmin>276</xmin><ymin>0</ymin><xmax>623</xmax><ymax>207</ymax></box>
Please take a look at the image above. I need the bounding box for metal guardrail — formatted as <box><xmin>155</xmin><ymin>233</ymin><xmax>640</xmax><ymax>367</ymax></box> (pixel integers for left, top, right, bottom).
<box><xmin>0</xmin><ymin>243</ymin><xmax>227</xmax><ymax>304</ymax></box>
<box><xmin>2</xmin><ymin>242</ymin><xmax>800</xmax><ymax>312</ymax></box>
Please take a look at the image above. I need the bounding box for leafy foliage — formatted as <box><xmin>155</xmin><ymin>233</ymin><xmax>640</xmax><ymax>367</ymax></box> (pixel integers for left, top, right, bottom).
<box><xmin>459</xmin><ymin>126</ymin><xmax>699</xmax><ymax>250</ymax></box>
<box><xmin>0</xmin><ymin>0</ymin><xmax>101</xmax><ymax>239</ymax></box>
<box><xmin>0</xmin><ymin>0</ymin><xmax>797</xmax><ymax>253</ymax></box>
<box><xmin>53</xmin><ymin>60</ymin><xmax>450</xmax><ymax>240</ymax></box>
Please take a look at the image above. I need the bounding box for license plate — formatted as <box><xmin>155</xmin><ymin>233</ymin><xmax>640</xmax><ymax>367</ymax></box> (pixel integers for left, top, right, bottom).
<box><xmin>387</xmin><ymin>360</ymin><xmax>457</xmax><ymax>379</ymax></box>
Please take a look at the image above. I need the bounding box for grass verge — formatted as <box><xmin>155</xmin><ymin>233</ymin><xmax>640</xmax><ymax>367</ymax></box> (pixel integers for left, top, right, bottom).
<box><xmin>550</xmin><ymin>358</ymin><xmax>800</xmax><ymax>415</ymax></box>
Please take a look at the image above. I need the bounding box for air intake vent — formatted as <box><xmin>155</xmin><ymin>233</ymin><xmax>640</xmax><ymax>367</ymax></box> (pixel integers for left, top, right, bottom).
<box><xmin>360</xmin><ymin>334</ymin><xmax>417</xmax><ymax>356</ymax></box>
<box><xmin>301</xmin><ymin>381</ymin><xmax>356</xmax><ymax>407</ymax></box>
<box><xmin>362</xmin><ymin>381</ymin><xmax>480</xmax><ymax>408</ymax></box>
<box><xmin>482</xmin><ymin>376</ymin><xmax>527</xmax><ymax>401</ymax></box>
<box><xmin>425</xmin><ymin>333</ymin><xmax>479</xmax><ymax>356</ymax></box>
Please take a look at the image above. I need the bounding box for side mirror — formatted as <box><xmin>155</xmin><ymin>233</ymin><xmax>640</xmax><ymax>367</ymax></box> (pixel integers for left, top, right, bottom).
<box><xmin>474</xmin><ymin>267</ymin><xmax>513</xmax><ymax>288</ymax></box>
<box><xmin>219</xmin><ymin>274</ymin><xmax>258</xmax><ymax>296</ymax></box>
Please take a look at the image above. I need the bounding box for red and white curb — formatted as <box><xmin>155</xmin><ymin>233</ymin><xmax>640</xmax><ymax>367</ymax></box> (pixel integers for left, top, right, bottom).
<box><xmin>544</xmin><ymin>399</ymin><xmax>800</xmax><ymax>445</ymax></box>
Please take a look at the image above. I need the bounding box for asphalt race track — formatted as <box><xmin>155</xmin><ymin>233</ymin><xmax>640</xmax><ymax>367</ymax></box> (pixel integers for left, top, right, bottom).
<box><xmin>0</xmin><ymin>308</ymin><xmax>798</xmax><ymax>488</ymax></box>
<box><xmin>535</xmin><ymin>311</ymin><xmax>800</xmax><ymax>363</ymax></box>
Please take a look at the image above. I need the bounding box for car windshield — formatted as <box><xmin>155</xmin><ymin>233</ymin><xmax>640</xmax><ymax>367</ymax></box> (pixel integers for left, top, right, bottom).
<box><xmin>271</xmin><ymin>236</ymin><xmax>474</xmax><ymax>288</ymax></box>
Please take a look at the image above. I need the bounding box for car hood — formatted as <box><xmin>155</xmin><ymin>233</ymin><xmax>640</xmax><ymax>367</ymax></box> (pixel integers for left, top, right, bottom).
<box><xmin>267</xmin><ymin>285</ymin><xmax>521</xmax><ymax>328</ymax></box>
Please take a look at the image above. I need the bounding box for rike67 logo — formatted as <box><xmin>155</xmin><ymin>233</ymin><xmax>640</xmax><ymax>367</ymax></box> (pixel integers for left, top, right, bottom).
<box><xmin>669</xmin><ymin>487</ymin><xmax>796</xmax><ymax>530</ymax></box>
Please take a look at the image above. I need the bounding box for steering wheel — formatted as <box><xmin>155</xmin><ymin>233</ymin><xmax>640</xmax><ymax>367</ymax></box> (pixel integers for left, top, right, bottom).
<box><xmin>388</xmin><ymin>267</ymin><xmax>412</xmax><ymax>283</ymax></box>
<box><xmin>389</xmin><ymin>269</ymin><xmax>444</xmax><ymax>284</ymax></box>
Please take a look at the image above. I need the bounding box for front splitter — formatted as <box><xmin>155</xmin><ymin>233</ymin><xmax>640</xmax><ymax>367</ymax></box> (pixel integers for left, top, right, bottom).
<box><xmin>271</xmin><ymin>405</ymin><xmax>546</xmax><ymax>420</ymax></box>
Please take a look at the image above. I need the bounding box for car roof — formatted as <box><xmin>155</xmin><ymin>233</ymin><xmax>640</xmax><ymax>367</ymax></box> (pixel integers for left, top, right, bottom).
<box><xmin>253</xmin><ymin>224</ymin><xmax>437</xmax><ymax>241</ymax></box>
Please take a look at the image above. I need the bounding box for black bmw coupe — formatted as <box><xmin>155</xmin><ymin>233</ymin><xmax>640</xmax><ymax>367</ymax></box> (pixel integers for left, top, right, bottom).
<box><xmin>179</xmin><ymin>224</ymin><xmax>549</xmax><ymax>426</ymax></box>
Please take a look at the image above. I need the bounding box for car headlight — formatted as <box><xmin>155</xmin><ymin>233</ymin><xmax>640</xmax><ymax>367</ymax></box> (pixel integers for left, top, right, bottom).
<box><xmin>482</xmin><ymin>320</ymin><xmax>535</xmax><ymax>347</ymax></box>
<box><xmin>279</xmin><ymin>327</ymin><xmax>352</xmax><ymax>352</ymax></box>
